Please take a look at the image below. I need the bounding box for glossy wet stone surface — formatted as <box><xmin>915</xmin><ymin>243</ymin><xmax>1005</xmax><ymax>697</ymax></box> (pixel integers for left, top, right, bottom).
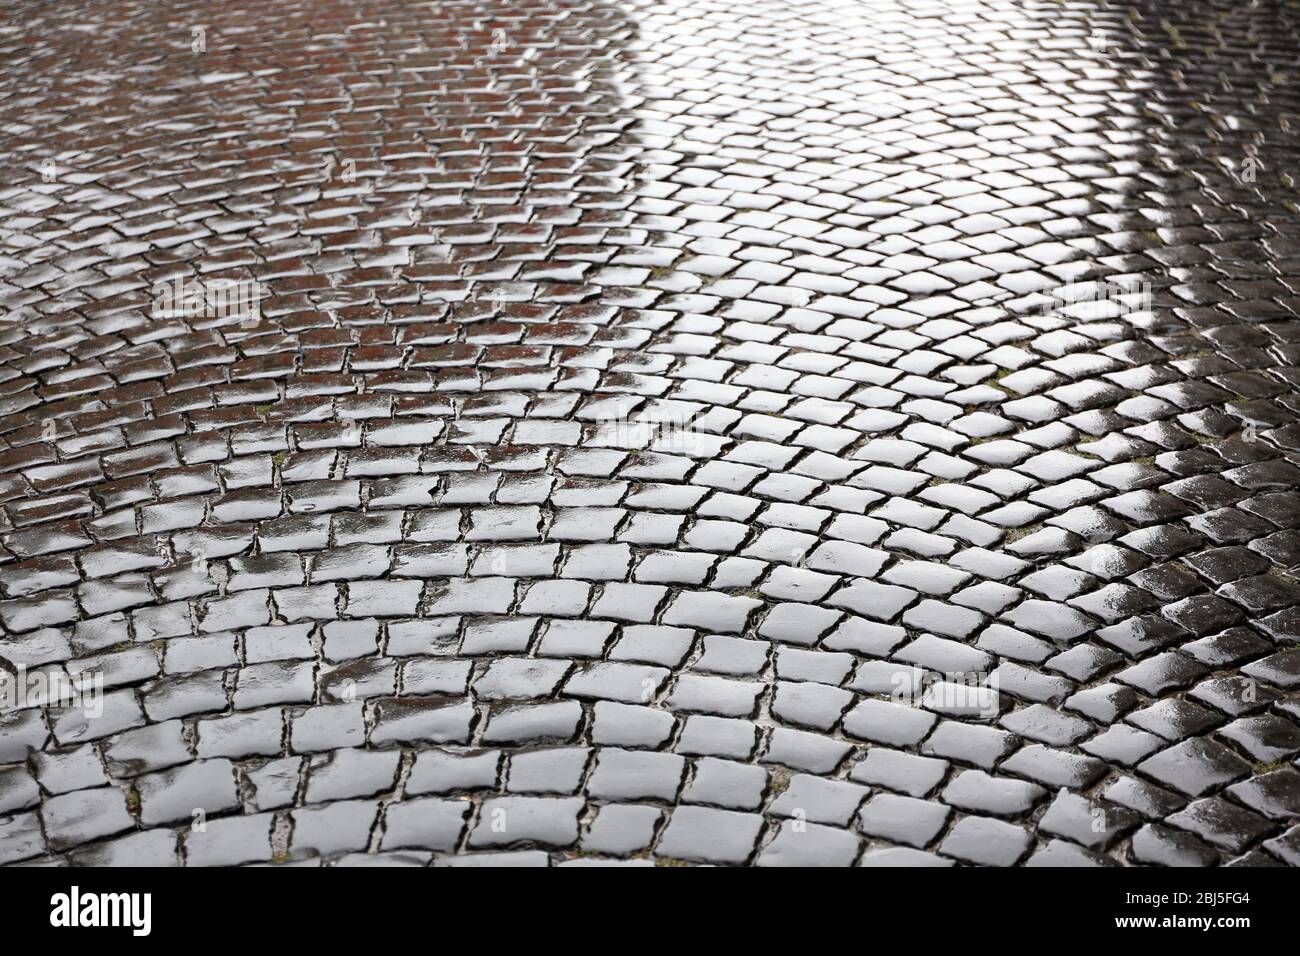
<box><xmin>0</xmin><ymin>0</ymin><xmax>1298</xmax><ymax>867</ymax></box>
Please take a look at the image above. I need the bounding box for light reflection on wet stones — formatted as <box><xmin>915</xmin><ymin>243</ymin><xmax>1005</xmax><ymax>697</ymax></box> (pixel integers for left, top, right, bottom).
<box><xmin>0</xmin><ymin>0</ymin><xmax>1297</xmax><ymax>867</ymax></box>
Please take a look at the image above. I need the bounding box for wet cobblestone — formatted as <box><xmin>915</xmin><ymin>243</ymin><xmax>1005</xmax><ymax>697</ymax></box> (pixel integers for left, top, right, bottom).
<box><xmin>0</xmin><ymin>0</ymin><xmax>1299</xmax><ymax>866</ymax></box>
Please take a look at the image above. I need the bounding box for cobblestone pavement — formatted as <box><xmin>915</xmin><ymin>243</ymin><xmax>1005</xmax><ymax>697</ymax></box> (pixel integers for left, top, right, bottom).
<box><xmin>0</xmin><ymin>0</ymin><xmax>1298</xmax><ymax>868</ymax></box>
